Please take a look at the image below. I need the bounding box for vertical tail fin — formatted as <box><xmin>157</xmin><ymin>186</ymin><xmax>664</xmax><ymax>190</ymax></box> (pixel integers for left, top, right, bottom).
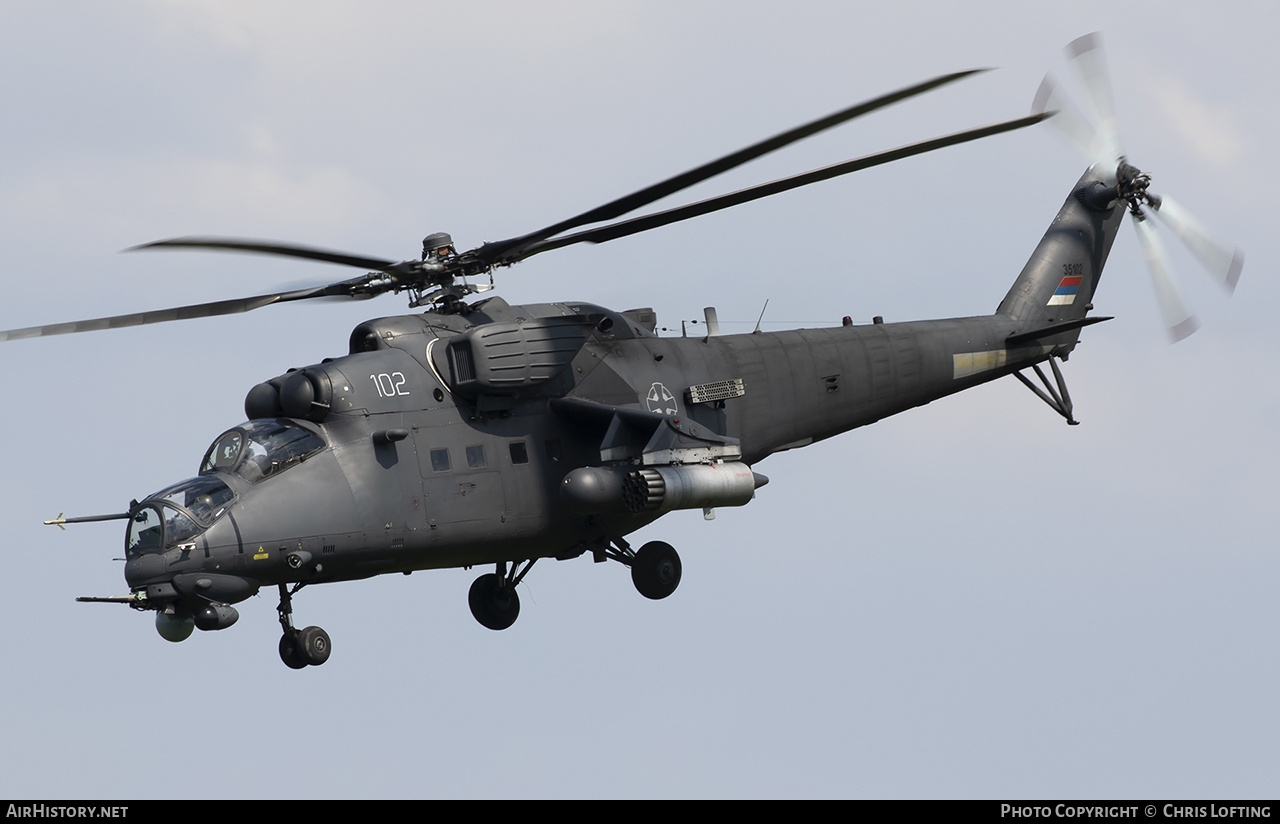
<box><xmin>998</xmin><ymin>165</ymin><xmax>1126</xmax><ymax>347</ymax></box>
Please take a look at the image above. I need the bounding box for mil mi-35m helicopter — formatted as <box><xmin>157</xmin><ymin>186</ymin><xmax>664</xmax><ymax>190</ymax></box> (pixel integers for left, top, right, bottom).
<box><xmin>5</xmin><ymin>35</ymin><xmax>1240</xmax><ymax>668</ymax></box>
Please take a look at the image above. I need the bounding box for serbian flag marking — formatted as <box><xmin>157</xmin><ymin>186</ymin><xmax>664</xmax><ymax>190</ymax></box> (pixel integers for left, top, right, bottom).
<box><xmin>1047</xmin><ymin>275</ymin><xmax>1083</xmax><ymax>306</ymax></box>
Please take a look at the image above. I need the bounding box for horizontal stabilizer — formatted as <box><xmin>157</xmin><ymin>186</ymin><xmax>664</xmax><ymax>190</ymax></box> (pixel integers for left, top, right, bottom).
<box><xmin>1005</xmin><ymin>316</ymin><xmax>1112</xmax><ymax>346</ymax></box>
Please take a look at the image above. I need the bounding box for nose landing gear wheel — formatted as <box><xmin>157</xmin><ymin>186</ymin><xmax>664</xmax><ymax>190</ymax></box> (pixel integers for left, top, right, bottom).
<box><xmin>278</xmin><ymin>633</ymin><xmax>307</xmax><ymax>670</ymax></box>
<box><xmin>469</xmin><ymin>572</ymin><xmax>521</xmax><ymax>630</ymax></box>
<box><xmin>631</xmin><ymin>541</ymin><xmax>682</xmax><ymax>600</ymax></box>
<box><xmin>276</xmin><ymin>583</ymin><xmax>331</xmax><ymax>668</ymax></box>
<box><xmin>297</xmin><ymin>625</ymin><xmax>331</xmax><ymax>665</ymax></box>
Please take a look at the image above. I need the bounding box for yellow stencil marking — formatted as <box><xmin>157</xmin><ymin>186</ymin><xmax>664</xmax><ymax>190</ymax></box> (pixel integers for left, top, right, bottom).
<box><xmin>953</xmin><ymin>350</ymin><xmax>1006</xmax><ymax>379</ymax></box>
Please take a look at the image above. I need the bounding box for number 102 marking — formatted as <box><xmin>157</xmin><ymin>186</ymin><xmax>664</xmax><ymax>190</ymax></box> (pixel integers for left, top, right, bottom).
<box><xmin>370</xmin><ymin>372</ymin><xmax>410</xmax><ymax>397</ymax></box>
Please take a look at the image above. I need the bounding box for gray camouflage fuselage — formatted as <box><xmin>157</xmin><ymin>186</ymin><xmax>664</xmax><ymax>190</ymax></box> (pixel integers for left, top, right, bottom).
<box><xmin>123</xmin><ymin>165</ymin><xmax>1126</xmax><ymax>617</ymax></box>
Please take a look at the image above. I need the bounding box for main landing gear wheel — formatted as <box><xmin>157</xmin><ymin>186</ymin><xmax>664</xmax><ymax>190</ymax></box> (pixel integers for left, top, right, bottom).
<box><xmin>469</xmin><ymin>572</ymin><xmax>521</xmax><ymax>630</ymax></box>
<box><xmin>631</xmin><ymin>541</ymin><xmax>682</xmax><ymax>600</ymax></box>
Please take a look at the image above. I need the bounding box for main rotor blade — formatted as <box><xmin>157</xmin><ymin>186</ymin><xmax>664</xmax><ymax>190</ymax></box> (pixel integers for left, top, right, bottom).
<box><xmin>474</xmin><ymin>68</ymin><xmax>989</xmax><ymax>265</ymax></box>
<box><xmin>1131</xmin><ymin>214</ymin><xmax>1199</xmax><ymax>342</ymax></box>
<box><xmin>0</xmin><ymin>282</ymin><xmax>357</xmax><ymax>342</ymax></box>
<box><xmin>130</xmin><ymin>237</ymin><xmax>406</xmax><ymax>274</ymax></box>
<box><xmin>512</xmin><ymin>112</ymin><xmax>1052</xmax><ymax>260</ymax></box>
<box><xmin>1151</xmin><ymin>195</ymin><xmax>1244</xmax><ymax>294</ymax></box>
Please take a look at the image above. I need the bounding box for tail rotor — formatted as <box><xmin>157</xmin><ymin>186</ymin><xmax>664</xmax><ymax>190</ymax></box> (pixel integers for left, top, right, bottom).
<box><xmin>1034</xmin><ymin>32</ymin><xmax>1243</xmax><ymax>342</ymax></box>
<box><xmin>1148</xmin><ymin>195</ymin><xmax>1244</xmax><ymax>294</ymax></box>
<box><xmin>1132</xmin><ymin>210</ymin><xmax>1199</xmax><ymax>341</ymax></box>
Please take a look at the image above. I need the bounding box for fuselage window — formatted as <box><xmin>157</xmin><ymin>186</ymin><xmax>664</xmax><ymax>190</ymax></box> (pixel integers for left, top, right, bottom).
<box><xmin>466</xmin><ymin>445</ymin><xmax>487</xmax><ymax>469</ymax></box>
<box><xmin>430</xmin><ymin>448</ymin><xmax>451</xmax><ymax>472</ymax></box>
<box><xmin>509</xmin><ymin>441</ymin><xmax>529</xmax><ymax>465</ymax></box>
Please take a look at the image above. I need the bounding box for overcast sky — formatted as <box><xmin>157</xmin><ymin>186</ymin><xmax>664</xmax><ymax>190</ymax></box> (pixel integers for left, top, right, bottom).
<box><xmin>1</xmin><ymin>0</ymin><xmax>1275</xmax><ymax>800</ymax></box>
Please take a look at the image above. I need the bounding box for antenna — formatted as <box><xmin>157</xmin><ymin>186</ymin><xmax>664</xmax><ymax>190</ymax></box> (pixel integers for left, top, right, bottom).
<box><xmin>753</xmin><ymin>299</ymin><xmax>770</xmax><ymax>334</ymax></box>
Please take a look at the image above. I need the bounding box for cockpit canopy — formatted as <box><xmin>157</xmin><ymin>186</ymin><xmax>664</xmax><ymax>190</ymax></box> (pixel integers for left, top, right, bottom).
<box><xmin>200</xmin><ymin>419</ymin><xmax>326</xmax><ymax>484</ymax></box>
<box><xmin>126</xmin><ymin>420</ymin><xmax>327</xmax><ymax>558</ymax></box>
<box><xmin>127</xmin><ymin>476</ymin><xmax>236</xmax><ymax>557</ymax></box>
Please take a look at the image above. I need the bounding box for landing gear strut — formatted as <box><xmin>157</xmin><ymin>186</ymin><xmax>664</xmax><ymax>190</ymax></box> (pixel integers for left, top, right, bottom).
<box><xmin>277</xmin><ymin>582</ymin><xmax>331</xmax><ymax>669</ymax></box>
<box><xmin>468</xmin><ymin>559</ymin><xmax>534</xmax><ymax>630</ymax></box>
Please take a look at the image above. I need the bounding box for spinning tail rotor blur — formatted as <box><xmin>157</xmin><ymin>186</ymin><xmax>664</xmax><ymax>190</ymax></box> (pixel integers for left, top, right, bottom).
<box><xmin>1032</xmin><ymin>32</ymin><xmax>1243</xmax><ymax>342</ymax></box>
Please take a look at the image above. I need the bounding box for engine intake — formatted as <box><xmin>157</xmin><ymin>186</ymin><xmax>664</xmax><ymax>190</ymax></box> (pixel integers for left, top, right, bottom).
<box><xmin>245</xmin><ymin>367</ymin><xmax>333</xmax><ymax>422</ymax></box>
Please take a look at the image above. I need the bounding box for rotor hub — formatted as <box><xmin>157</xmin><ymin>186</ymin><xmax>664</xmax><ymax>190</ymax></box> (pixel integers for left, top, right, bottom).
<box><xmin>1116</xmin><ymin>158</ymin><xmax>1158</xmax><ymax>219</ymax></box>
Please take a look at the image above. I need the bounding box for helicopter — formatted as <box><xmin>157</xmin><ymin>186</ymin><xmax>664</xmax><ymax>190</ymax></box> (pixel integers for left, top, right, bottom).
<box><xmin>4</xmin><ymin>35</ymin><xmax>1240</xmax><ymax>669</ymax></box>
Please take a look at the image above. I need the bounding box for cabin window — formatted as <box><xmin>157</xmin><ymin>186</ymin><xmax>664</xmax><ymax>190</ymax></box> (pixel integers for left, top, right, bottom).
<box><xmin>508</xmin><ymin>441</ymin><xmax>529</xmax><ymax>465</ymax></box>
<box><xmin>466</xmin><ymin>445</ymin><xmax>487</xmax><ymax>469</ymax></box>
<box><xmin>430</xmin><ymin>448</ymin><xmax>451</xmax><ymax>472</ymax></box>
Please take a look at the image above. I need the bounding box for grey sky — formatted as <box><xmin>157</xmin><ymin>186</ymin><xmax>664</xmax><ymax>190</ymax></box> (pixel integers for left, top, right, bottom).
<box><xmin>0</xmin><ymin>1</ymin><xmax>1275</xmax><ymax>799</ymax></box>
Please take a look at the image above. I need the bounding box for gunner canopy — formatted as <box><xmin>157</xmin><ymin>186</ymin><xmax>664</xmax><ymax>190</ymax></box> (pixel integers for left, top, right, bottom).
<box><xmin>126</xmin><ymin>475</ymin><xmax>235</xmax><ymax>557</ymax></box>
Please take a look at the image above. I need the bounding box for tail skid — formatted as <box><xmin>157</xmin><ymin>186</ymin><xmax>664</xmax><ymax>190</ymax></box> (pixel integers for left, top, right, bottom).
<box><xmin>1012</xmin><ymin>356</ymin><xmax>1081</xmax><ymax>425</ymax></box>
